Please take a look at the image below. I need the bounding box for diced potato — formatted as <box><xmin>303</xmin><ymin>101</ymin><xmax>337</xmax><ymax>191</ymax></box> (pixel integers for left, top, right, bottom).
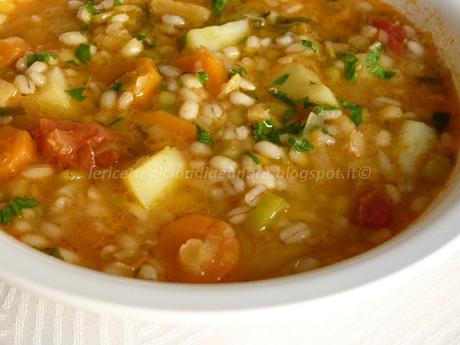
<box><xmin>274</xmin><ymin>63</ymin><xmax>338</xmax><ymax>106</ymax></box>
<box><xmin>397</xmin><ymin>120</ymin><xmax>437</xmax><ymax>175</ymax></box>
<box><xmin>185</xmin><ymin>19</ymin><xmax>250</xmax><ymax>52</ymax></box>
<box><xmin>124</xmin><ymin>147</ymin><xmax>186</xmax><ymax>209</ymax></box>
<box><xmin>150</xmin><ymin>0</ymin><xmax>210</xmax><ymax>26</ymax></box>
<box><xmin>0</xmin><ymin>79</ymin><xmax>16</xmax><ymax>106</ymax></box>
<box><xmin>25</xmin><ymin>67</ymin><xmax>79</xmax><ymax>119</ymax></box>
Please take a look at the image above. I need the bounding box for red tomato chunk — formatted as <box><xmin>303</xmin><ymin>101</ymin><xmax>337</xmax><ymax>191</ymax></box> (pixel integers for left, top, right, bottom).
<box><xmin>358</xmin><ymin>189</ymin><xmax>393</xmax><ymax>229</ymax></box>
<box><xmin>370</xmin><ymin>19</ymin><xmax>406</xmax><ymax>55</ymax></box>
<box><xmin>36</xmin><ymin>119</ymin><xmax>121</xmax><ymax>171</ymax></box>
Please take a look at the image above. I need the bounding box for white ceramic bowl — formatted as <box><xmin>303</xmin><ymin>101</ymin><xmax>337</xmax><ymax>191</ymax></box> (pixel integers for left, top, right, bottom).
<box><xmin>1</xmin><ymin>0</ymin><xmax>460</xmax><ymax>323</ymax></box>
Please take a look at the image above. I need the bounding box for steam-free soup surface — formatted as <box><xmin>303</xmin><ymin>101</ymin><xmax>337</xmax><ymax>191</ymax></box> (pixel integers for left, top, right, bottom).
<box><xmin>0</xmin><ymin>0</ymin><xmax>457</xmax><ymax>282</ymax></box>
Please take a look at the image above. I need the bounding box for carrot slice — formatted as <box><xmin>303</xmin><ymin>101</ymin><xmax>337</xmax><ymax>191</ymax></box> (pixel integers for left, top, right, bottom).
<box><xmin>0</xmin><ymin>126</ymin><xmax>35</xmax><ymax>181</ymax></box>
<box><xmin>175</xmin><ymin>49</ymin><xmax>228</xmax><ymax>96</ymax></box>
<box><xmin>134</xmin><ymin>110</ymin><xmax>197</xmax><ymax>145</ymax></box>
<box><xmin>0</xmin><ymin>38</ymin><xmax>29</xmax><ymax>69</ymax></box>
<box><xmin>124</xmin><ymin>58</ymin><xmax>162</xmax><ymax>109</ymax></box>
<box><xmin>156</xmin><ymin>214</ymin><xmax>240</xmax><ymax>283</ymax></box>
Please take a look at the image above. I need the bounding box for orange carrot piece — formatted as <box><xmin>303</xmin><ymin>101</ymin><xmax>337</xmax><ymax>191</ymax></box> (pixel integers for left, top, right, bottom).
<box><xmin>156</xmin><ymin>214</ymin><xmax>240</xmax><ymax>283</ymax></box>
<box><xmin>134</xmin><ymin>111</ymin><xmax>197</xmax><ymax>144</ymax></box>
<box><xmin>0</xmin><ymin>38</ymin><xmax>29</xmax><ymax>69</ymax></box>
<box><xmin>0</xmin><ymin>126</ymin><xmax>35</xmax><ymax>181</ymax></box>
<box><xmin>125</xmin><ymin>58</ymin><xmax>162</xmax><ymax>109</ymax></box>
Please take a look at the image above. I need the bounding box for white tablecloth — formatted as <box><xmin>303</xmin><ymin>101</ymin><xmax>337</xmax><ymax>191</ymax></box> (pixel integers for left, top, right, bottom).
<box><xmin>1</xmin><ymin>236</ymin><xmax>460</xmax><ymax>345</ymax></box>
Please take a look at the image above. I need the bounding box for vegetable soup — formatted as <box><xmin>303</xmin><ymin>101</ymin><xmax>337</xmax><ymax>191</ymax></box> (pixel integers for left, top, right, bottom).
<box><xmin>0</xmin><ymin>0</ymin><xmax>458</xmax><ymax>283</ymax></box>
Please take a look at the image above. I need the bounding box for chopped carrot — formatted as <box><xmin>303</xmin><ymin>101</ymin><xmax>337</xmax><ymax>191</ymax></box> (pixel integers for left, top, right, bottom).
<box><xmin>124</xmin><ymin>58</ymin><xmax>162</xmax><ymax>109</ymax></box>
<box><xmin>0</xmin><ymin>126</ymin><xmax>35</xmax><ymax>181</ymax></box>
<box><xmin>134</xmin><ymin>110</ymin><xmax>197</xmax><ymax>145</ymax></box>
<box><xmin>90</xmin><ymin>58</ymin><xmax>137</xmax><ymax>85</ymax></box>
<box><xmin>0</xmin><ymin>38</ymin><xmax>29</xmax><ymax>69</ymax></box>
<box><xmin>156</xmin><ymin>214</ymin><xmax>240</xmax><ymax>283</ymax></box>
<box><xmin>175</xmin><ymin>49</ymin><xmax>228</xmax><ymax>96</ymax></box>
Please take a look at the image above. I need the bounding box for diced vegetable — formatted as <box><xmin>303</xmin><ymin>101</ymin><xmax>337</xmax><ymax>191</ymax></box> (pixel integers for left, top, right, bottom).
<box><xmin>245</xmin><ymin>192</ymin><xmax>289</xmax><ymax>233</ymax></box>
<box><xmin>341</xmin><ymin>53</ymin><xmax>358</xmax><ymax>81</ymax></box>
<box><xmin>185</xmin><ymin>19</ymin><xmax>250</xmax><ymax>52</ymax></box>
<box><xmin>357</xmin><ymin>189</ymin><xmax>392</xmax><ymax>229</ymax></box>
<box><xmin>397</xmin><ymin>120</ymin><xmax>437</xmax><ymax>175</ymax></box>
<box><xmin>0</xmin><ymin>126</ymin><xmax>35</xmax><ymax>181</ymax></box>
<box><xmin>66</xmin><ymin>87</ymin><xmax>87</xmax><ymax>102</ymax></box>
<box><xmin>155</xmin><ymin>91</ymin><xmax>176</xmax><ymax>111</ymax></box>
<box><xmin>370</xmin><ymin>19</ymin><xmax>405</xmax><ymax>55</ymax></box>
<box><xmin>133</xmin><ymin>111</ymin><xmax>197</xmax><ymax>145</ymax></box>
<box><xmin>367</xmin><ymin>42</ymin><xmax>395</xmax><ymax>79</ymax></box>
<box><xmin>197</xmin><ymin>125</ymin><xmax>214</xmax><ymax>145</ymax></box>
<box><xmin>156</xmin><ymin>214</ymin><xmax>239</xmax><ymax>282</ymax></box>
<box><xmin>150</xmin><ymin>0</ymin><xmax>210</xmax><ymax>26</ymax></box>
<box><xmin>75</xmin><ymin>43</ymin><xmax>92</xmax><ymax>64</ymax></box>
<box><xmin>124</xmin><ymin>146</ymin><xmax>186</xmax><ymax>209</ymax></box>
<box><xmin>212</xmin><ymin>0</ymin><xmax>230</xmax><ymax>15</ymax></box>
<box><xmin>273</xmin><ymin>63</ymin><xmax>338</xmax><ymax>106</ymax></box>
<box><xmin>422</xmin><ymin>155</ymin><xmax>452</xmax><ymax>183</ymax></box>
<box><xmin>0</xmin><ymin>79</ymin><xmax>17</xmax><ymax>107</ymax></box>
<box><xmin>0</xmin><ymin>198</ymin><xmax>39</xmax><ymax>224</ymax></box>
<box><xmin>0</xmin><ymin>38</ymin><xmax>29</xmax><ymax>68</ymax></box>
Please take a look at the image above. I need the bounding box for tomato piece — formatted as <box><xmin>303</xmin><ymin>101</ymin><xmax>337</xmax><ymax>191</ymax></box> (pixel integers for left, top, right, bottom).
<box><xmin>156</xmin><ymin>214</ymin><xmax>240</xmax><ymax>283</ymax></box>
<box><xmin>370</xmin><ymin>19</ymin><xmax>405</xmax><ymax>55</ymax></box>
<box><xmin>36</xmin><ymin>119</ymin><xmax>121</xmax><ymax>171</ymax></box>
<box><xmin>357</xmin><ymin>189</ymin><xmax>393</xmax><ymax>229</ymax></box>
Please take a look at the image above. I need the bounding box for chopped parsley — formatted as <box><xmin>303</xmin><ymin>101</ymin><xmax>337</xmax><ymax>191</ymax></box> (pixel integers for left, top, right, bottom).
<box><xmin>268</xmin><ymin>88</ymin><xmax>296</xmax><ymax>107</ymax></box>
<box><xmin>198</xmin><ymin>71</ymin><xmax>209</xmax><ymax>87</ymax></box>
<box><xmin>228</xmin><ymin>65</ymin><xmax>247</xmax><ymax>78</ymax></box>
<box><xmin>0</xmin><ymin>198</ymin><xmax>39</xmax><ymax>224</ymax></box>
<box><xmin>340</xmin><ymin>100</ymin><xmax>363</xmax><ymax>126</ymax></box>
<box><xmin>301</xmin><ymin>40</ymin><xmax>320</xmax><ymax>53</ymax></box>
<box><xmin>113</xmin><ymin>0</ymin><xmax>123</xmax><ymax>6</ymax></box>
<box><xmin>313</xmin><ymin>105</ymin><xmax>338</xmax><ymax>115</ymax></box>
<box><xmin>341</xmin><ymin>53</ymin><xmax>359</xmax><ymax>81</ymax></box>
<box><xmin>26</xmin><ymin>52</ymin><xmax>55</xmax><ymax>66</ymax></box>
<box><xmin>197</xmin><ymin>126</ymin><xmax>214</xmax><ymax>145</ymax></box>
<box><xmin>85</xmin><ymin>0</ymin><xmax>95</xmax><ymax>14</ymax></box>
<box><xmin>253</xmin><ymin>119</ymin><xmax>280</xmax><ymax>144</ymax></box>
<box><xmin>367</xmin><ymin>42</ymin><xmax>395</xmax><ymax>79</ymax></box>
<box><xmin>280</xmin><ymin>122</ymin><xmax>304</xmax><ymax>135</ymax></box>
<box><xmin>244</xmin><ymin>151</ymin><xmax>261</xmax><ymax>165</ymax></box>
<box><xmin>136</xmin><ymin>33</ymin><xmax>156</xmax><ymax>48</ymax></box>
<box><xmin>107</xmin><ymin>116</ymin><xmax>124</xmax><ymax>128</ymax></box>
<box><xmin>281</xmin><ymin>108</ymin><xmax>295</xmax><ymax>123</ymax></box>
<box><xmin>111</xmin><ymin>82</ymin><xmax>123</xmax><ymax>92</ymax></box>
<box><xmin>66</xmin><ymin>87</ymin><xmax>87</xmax><ymax>102</ymax></box>
<box><xmin>273</xmin><ymin>73</ymin><xmax>290</xmax><ymax>85</ymax></box>
<box><xmin>288</xmin><ymin>136</ymin><xmax>314</xmax><ymax>152</ymax></box>
<box><xmin>212</xmin><ymin>0</ymin><xmax>231</xmax><ymax>15</ymax></box>
<box><xmin>75</xmin><ymin>43</ymin><xmax>92</xmax><ymax>65</ymax></box>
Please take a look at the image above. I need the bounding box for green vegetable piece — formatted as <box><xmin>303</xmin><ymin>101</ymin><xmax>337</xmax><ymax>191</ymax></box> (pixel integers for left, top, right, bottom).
<box><xmin>0</xmin><ymin>198</ymin><xmax>39</xmax><ymax>224</ymax></box>
<box><xmin>244</xmin><ymin>192</ymin><xmax>289</xmax><ymax>233</ymax></box>
<box><xmin>340</xmin><ymin>100</ymin><xmax>363</xmax><ymax>126</ymax></box>
<box><xmin>75</xmin><ymin>43</ymin><xmax>92</xmax><ymax>65</ymax></box>
<box><xmin>253</xmin><ymin>119</ymin><xmax>280</xmax><ymax>143</ymax></box>
<box><xmin>197</xmin><ymin>125</ymin><xmax>214</xmax><ymax>145</ymax></box>
<box><xmin>281</xmin><ymin>108</ymin><xmax>295</xmax><ymax>122</ymax></box>
<box><xmin>432</xmin><ymin>111</ymin><xmax>451</xmax><ymax>133</ymax></box>
<box><xmin>26</xmin><ymin>52</ymin><xmax>55</xmax><ymax>66</ymax></box>
<box><xmin>301</xmin><ymin>40</ymin><xmax>320</xmax><ymax>53</ymax></box>
<box><xmin>155</xmin><ymin>91</ymin><xmax>176</xmax><ymax>112</ymax></box>
<box><xmin>85</xmin><ymin>0</ymin><xmax>95</xmax><ymax>14</ymax></box>
<box><xmin>313</xmin><ymin>105</ymin><xmax>338</xmax><ymax>115</ymax></box>
<box><xmin>212</xmin><ymin>0</ymin><xmax>230</xmax><ymax>15</ymax></box>
<box><xmin>367</xmin><ymin>42</ymin><xmax>395</xmax><ymax>79</ymax></box>
<box><xmin>341</xmin><ymin>53</ymin><xmax>358</xmax><ymax>81</ymax></box>
<box><xmin>228</xmin><ymin>65</ymin><xmax>247</xmax><ymax>77</ymax></box>
<box><xmin>423</xmin><ymin>156</ymin><xmax>452</xmax><ymax>183</ymax></box>
<box><xmin>244</xmin><ymin>151</ymin><xmax>261</xmax><ymax>165</ymax></box>
<box><xmin>288</xmin><ymin>136</ymin><xmax>313</xmax><ymax>152</ymax></box>
<box><xmin>66</xmin><ymin>87</ymin><xmax>87</xmax><ymax>102</ymax></box>
<box><xmin>198</xmin><ymin>71</ymin><xmax>209</xmax><ymax>87</ymax></box>
<box><xmin>273</xmin><ymin>73</ymin><xmax>290</xmax><ymax>85</ymax></box>
<box><xmin>111</xmin><ymin>82</ymin><xmax>123</xmax><ymax>92</ymax></box>
<box><xmin>107</xmin><ymin>116</ymin><xmax>124</xmax><ymax>128</ymax></box>
<box><xmin>268</xmin><ymin>87</ymin><xmax>296</xmax><ymax>107</ymax></box>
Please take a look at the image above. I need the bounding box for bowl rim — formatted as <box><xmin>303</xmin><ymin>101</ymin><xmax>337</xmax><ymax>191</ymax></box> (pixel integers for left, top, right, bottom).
<box><xmin>0</xmin><ymin>186</ymin><xmax>459</xmax><ymax>317</ymax></box>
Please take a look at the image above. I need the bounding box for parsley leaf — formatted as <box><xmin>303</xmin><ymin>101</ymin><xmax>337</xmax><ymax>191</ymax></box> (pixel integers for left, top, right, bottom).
<box><xmin>273</xmin><ymin>73</ymin><xmax>290</xmax><ymax>85</ymax></box>
<box><xmin>136</xmin><ymin>33</ymin><xmax>156</xmax><ymax>48</ymax></box>
<box><xmin>367</xmin><ymin>43</ymin><xmax>395</xmax><ymax>79</ymax></box>
<box><xmin>244</xmin><ymin>151</ymin><xmax>261</xmax><ymax>165</ymax></box>
<box><xmin>85</xmin><ymin>0</ymin><xmax>95</xmax><ymax>14</ymax></box>
<box><xmin>212</xmin><ymin>0</ymin><xmax>231</xmax><ymax>15</ymax></box>
<box><xmin>198</xmin><ymin>71</ymin><xmax>209</xmax><ymax>87</ymax></box>
<box><xmin>340</xmin><ymin>100</ymin><xmax>363</xmax><ymax>126</ymax></box>
<box><xmin>282</xmin><ymin>108</ymin><xmax>295</xmax><ymax>123</ymax></box>
<box><xmin>0</xmin><ymin>198</ymin><xmax>39</xmax><ymax>224</ymax></box>
<box><xmin>268</xmin><ymin>88</ymin><xmax>296</xmax><ymax>107</ymax></box>
<box><xmin>111</xmin><ymin>82</ymin><xmax>123</xmax><ymax>92</ymax></box>
<box><xmin>301</xmin><ymin>40</ymin><xmax>320</xmax><ymax>53</ymax></box>
<box><xmin>107</xmin><ymin>116</ymin><xmax>124</xmax><ymax>128</ymax></box>
<box><xmin>66</xmin><ymin>87</ymin><xmax>87</xmax><ymax>102</ymax></box>
<box><xmin>253</xmin><ymin>119</ymin><xmax>280</xmax><ymax>144</ymax></box>
<box><xmin>288</xmin><ymin>136</ymin><xmax>314</xmax><ymax>152</ymax></box>
<box><xmin>342</xmin><ymin>53</ymin><xmax>358</xmax><ymax>81</ymax></box>
<box><xmin>313</xmin><ymin>105</ymin><xmax>338</xmax><ymax>115</ymax></box>
<box><xmin>197</xmin><ymin>126</ymin><xmax>214</xmax><ymax>145</ymax></box>
<box><xmin>113</xmin><ymin>0</ymin><xmax>123</xmax><ymax>5</ymax></box>
<box><xmin>228</xmin><ymin>65</ymin><xmax>247</xmax><ymax>78</ymax></box>
<box><xmin>280</xmin><ymin>122</ymin><xmax>304</xmax><ymax>135</ymax></box>
<box><xmin>26</xmin><ymin>52</ymin><xmax>55</xmax><ymax>66</ymax></box>
<box><xmin>75</xmin><ymin>43</ymin><xmax>92</xmax><ymax>65</ymax></box>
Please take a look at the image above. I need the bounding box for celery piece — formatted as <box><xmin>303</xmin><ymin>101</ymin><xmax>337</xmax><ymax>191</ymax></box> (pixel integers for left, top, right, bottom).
<box><xmin>422</xmin><ymin>155</ymin><xmax>451</xmax><ymax>183</ymax></box>
<box><xmin>245</xmin><ymin>192</ymin><xmax>289</xmax><ymax>233</ymax></box>
<box><xmin>155</xmin><ymin>91</ymin><xmax>176</xmax><ymax>112</ymax></box>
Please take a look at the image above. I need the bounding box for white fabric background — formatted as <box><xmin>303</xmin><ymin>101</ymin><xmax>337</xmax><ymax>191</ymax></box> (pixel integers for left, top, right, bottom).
<box><xmin>1</xmin><ymin>236</ymin><xmax>460</xmax><ymax>345</ymax></box>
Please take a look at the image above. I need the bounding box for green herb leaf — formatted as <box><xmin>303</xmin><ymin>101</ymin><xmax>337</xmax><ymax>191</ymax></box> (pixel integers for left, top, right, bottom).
<box><xmin>244</xmin><ymin>151</ymin><xmax>261</xmax><ymax>165</ymax></box>
<box><xmin>26</xmin><ymin>52</ymin><xmax>55</xmax><ymax>66</ymax></box>
<box><xmin>212</xmin><ymin>0</ymin><xmax>230</xmax><ymax>15</ymax></box>
<box><xmin>85</xmin><ymin>0</ymin><xmax>95</xmax><ymax>14</ymax></box>
<box><xmin>111</xmin><ymin>82</ymin><xmax>123</xmax><ymax>92</ymax></box>
<box><xmin>253</xmin><ymin>119</ymin><xmax>280</xmax><ymax>144</ymax></box>
<box><xmin>75</xmin><ymin>43</ymin><xmax>92</xmax><ymax>65</ymax></box>
<box><xmin>301</xmin><ymin>40</ymin><xmax>320</xmax><ymax>53</ymax></box>
<box><xmin>281</xmin><ymin>108</ymin><xmax>295</xmax><ymax>123</ymax></box>
<box><xmin>342</xmin><ymin>53</ymin><xmax>358</xmax><ymax>81</ymax></box>
<box><xmin>340</xmin><ymin>100</ymin><xmax>363</xmax><ymax>126</ymax></box>
<box><xmin>280</xmin><ymin>122</ymin><xmax>304</xmax><ymax>135</ymax></box>
<box><xmin>107</xmin><ymin>116</ymin><xmax>124</xmax><ymax>128</ymax></box>
<box><xmin>288</xmin><ymin>136</ymin><xmax>313</xmax><ymax>152</ymax></box>
<box><xmin>0</xmin><ymin>198</ymin><xmax>39</xmax><ymax>224</ymax></box>
<box><xmin>313</xmin><ymin>105</ymin><xmax>338</xmax><ymax>115</ymax></box>
<box><xmin>268</xmin><ymin>88</ymin><xmax>296</xmax><ymax>107</ymax></box>
<box><xmin>66</xmin><ymin>87</ymin><xmax>87</xmax><ymax>102</ymax></box>
<box><xmin>113</xmin><ymin>0</ymin><xmax>123</xmax><ymax>6</ymax></box>
<box><xmin>228</xmin><ymin>65</ymin><xmax>247</xmax><ymax>78</ymax></box>
<box><xmin>273</xmin><ymin>73</ymin><xmax>290</xmax><ymax>85</ymax></box>
<box><xmin>198</xmin><ymin>71</ymin><xmax>209</xmax><ymax>87</ymax></box>
<box><xmin>136</xmin><ymin>33</ymin><xmax>156</xmax><ymax>48</ymax></box>
<box><xmin>197</xmin><ymin>126</ymin><xmax>214</xmax><ymax>145</ymax></box>
<box><xmin>367</xmin><ymin>43</ymin><xmax>395</xmax><ymax>79</ymax></box>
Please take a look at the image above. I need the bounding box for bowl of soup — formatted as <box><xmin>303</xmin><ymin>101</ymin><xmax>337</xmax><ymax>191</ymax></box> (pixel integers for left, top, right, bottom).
<box><xmin>0</xmin><ymin>0</ymin><xmax>459</xmax><ymax>319</ymax></box>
